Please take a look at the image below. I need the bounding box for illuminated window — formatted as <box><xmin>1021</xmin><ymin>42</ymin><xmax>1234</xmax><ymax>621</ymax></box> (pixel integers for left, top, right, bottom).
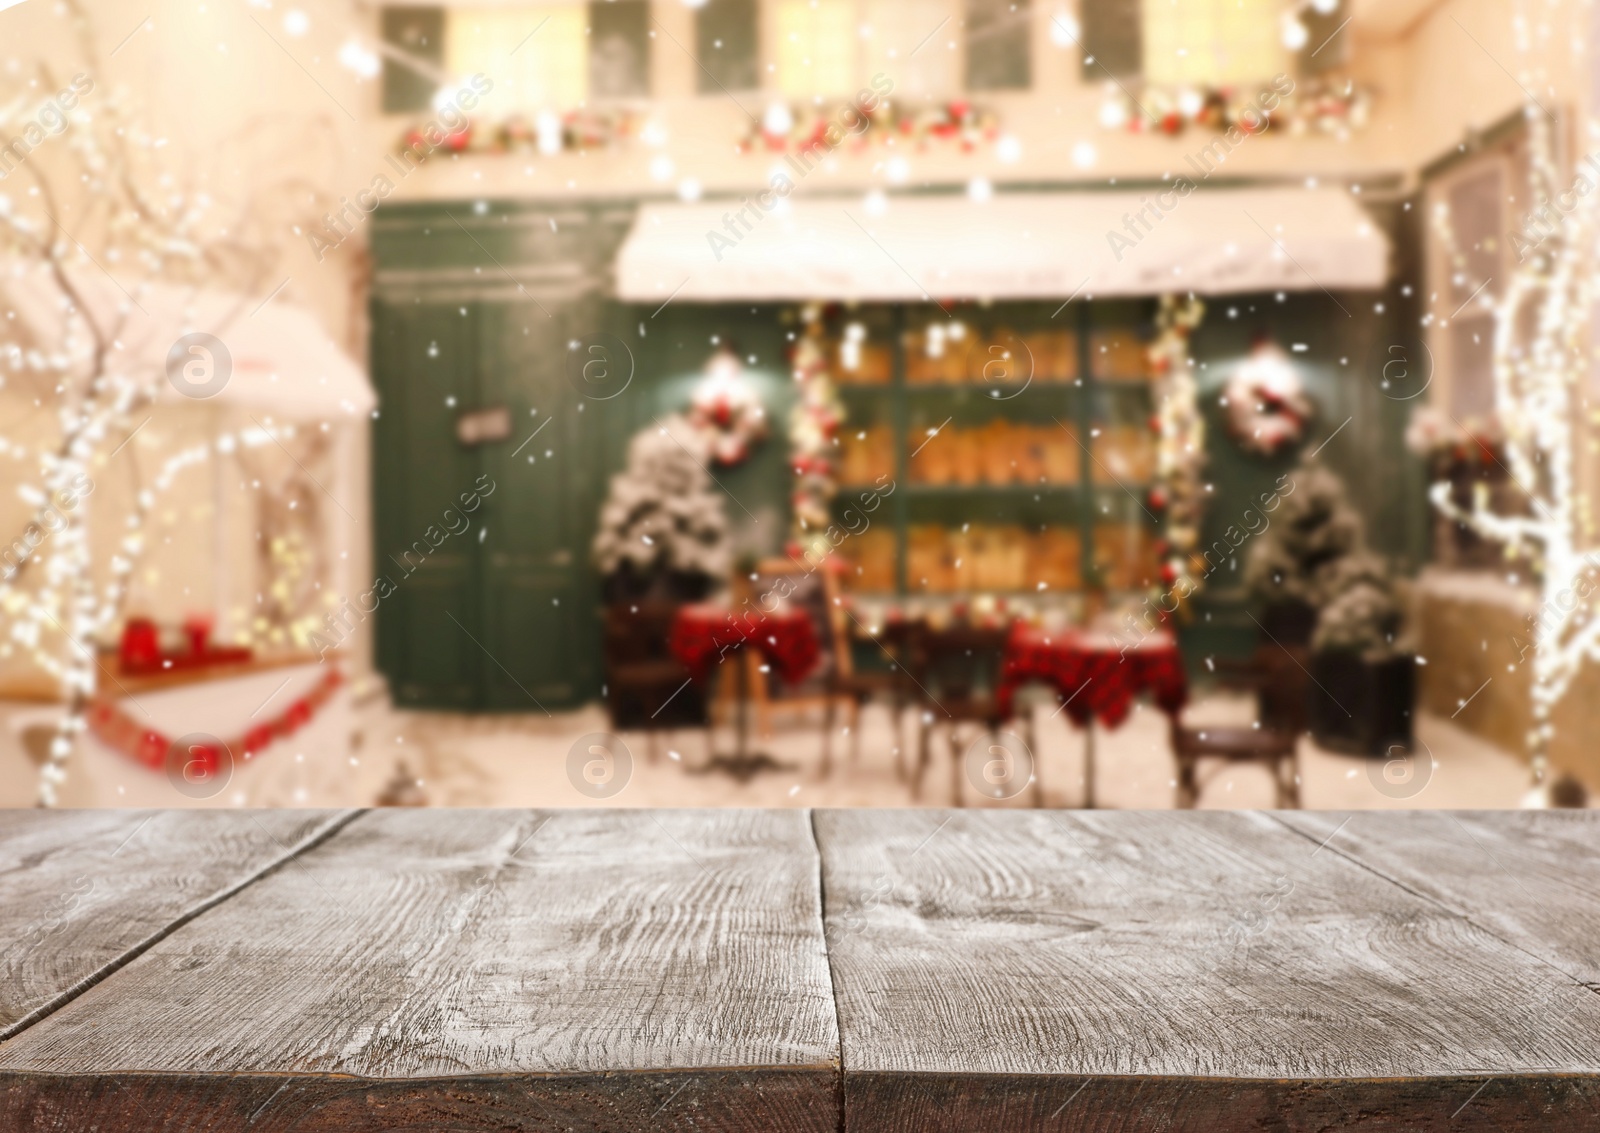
<box><xmin>1141</xmin><ymin>0</ymin><xmax>1287</xmax><ymax>86</ymax></box>
<box><xmin>446</xmin><ymin>6</ymin><xmax>588</xmax><ymax>114</ymax></box>
<box><xmin>774</xmin><ymin>0</ymin><xmax>858</xmax><ymax>98</ymax></box>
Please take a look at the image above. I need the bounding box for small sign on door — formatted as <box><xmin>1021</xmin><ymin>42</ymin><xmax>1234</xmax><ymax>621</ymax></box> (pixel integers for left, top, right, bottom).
<box><xmin>456</xmin><ymin>406</ymin><xmax>512</xmax><ymax>446</ymax></box>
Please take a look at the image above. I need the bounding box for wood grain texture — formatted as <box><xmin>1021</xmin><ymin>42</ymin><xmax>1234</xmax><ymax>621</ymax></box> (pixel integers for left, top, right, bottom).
<box><xmin>814</xmin><ymin>809</ymin><xmax>1600</xmax><ymax>1132</ymax></box>
<box><xmin>0</xmin><ymin>808</ymin><xmax>839</xmax><ymax>1133</ymax></box>
<box><xmin>0</xmin><ymin>809</ymin><xmax>355</xmax><ymax>1035</ymax></box>
<box><xmin>1275</xmin><ymin>810</ymin><xmax>1600</xmax><ymax>985</ymax></box>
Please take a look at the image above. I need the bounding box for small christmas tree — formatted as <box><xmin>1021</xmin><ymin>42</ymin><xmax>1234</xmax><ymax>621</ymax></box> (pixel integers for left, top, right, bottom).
<box><xmin>593</xmin><ymin>415</ymin><xmax>730</xmax><ymax>599</ymax></box>
<box><xmin>1246</xmin><ymin>461</ymin><xmax>1403</xmax><ymax>657</ymax></box>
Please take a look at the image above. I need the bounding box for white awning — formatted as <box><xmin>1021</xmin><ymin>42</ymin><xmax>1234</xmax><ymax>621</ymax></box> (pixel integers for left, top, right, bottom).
<box><xmin>616</xmin><ymin>187</ymin><xmax>1389</xmax><ymax>303</ymax></box>
<box><xmin>1</xmin><ymin>269</ymin><xmax>374</xmax><ymax>420</ymax></box>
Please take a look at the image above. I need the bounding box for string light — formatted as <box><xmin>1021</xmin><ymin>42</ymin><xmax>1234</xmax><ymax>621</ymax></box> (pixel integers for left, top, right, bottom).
<box><xmin>1428</xmin><ymin>42</ymin><xmax>1597</xmax><ymax>800</ymax></box>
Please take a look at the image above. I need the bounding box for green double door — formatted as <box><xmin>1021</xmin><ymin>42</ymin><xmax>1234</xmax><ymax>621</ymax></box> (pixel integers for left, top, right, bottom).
<box><xmin>371</xmin><ymin>297</ymin><xmax>607</xmax><ymax>711</ymax></box>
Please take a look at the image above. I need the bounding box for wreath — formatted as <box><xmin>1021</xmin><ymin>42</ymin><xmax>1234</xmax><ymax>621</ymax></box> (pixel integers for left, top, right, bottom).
<box><xmin>690</xmin><ymin>348</ymin><xmax>769</xmax><ymax>467</ymax></box>
<box><xmin>1222</xmin><ymin>344</ymin><xmax>1313</xmax><ymax>457</ymax></box>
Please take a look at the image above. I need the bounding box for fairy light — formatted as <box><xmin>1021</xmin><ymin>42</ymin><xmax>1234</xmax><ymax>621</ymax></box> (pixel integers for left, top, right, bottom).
<box><xmin>1428</xmin><ymin>25</ymin><xmax>1598</xmax><ymax>800</ymax></box>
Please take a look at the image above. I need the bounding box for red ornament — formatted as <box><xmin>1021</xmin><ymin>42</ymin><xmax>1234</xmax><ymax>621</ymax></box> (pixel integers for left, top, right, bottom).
<box><xmin>136</xmin><ymin>729</ymin><xmax>167</xmax><ymax>769</ymax></box>
<box><xmin>1148</xmin><ymin>487</ymin><xmax>1169</xmax><ymax>511</ymax></box>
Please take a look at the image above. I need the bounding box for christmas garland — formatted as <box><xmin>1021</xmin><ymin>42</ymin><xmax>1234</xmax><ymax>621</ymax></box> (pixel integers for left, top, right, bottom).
<box><xmin>87</xmin><ymin>668</ymin><xmax>343</xmax><ymax>775</ymax></box>
<box><xmin>787</xmin><ymin>309</ymin><xmax>844</xmax><ymax>561</ymax></box>
<box><xmin>1146</xmin><ymin>295</ymin><xmax>1207</xmax><ymax>604</ymax></box>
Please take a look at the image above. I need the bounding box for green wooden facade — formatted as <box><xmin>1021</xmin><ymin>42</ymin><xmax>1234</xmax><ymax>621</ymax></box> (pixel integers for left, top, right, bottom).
<box><xmin>369</xmin><ymin>192</ymin><xmax>1423</xmax><ymax>711</ymax></box>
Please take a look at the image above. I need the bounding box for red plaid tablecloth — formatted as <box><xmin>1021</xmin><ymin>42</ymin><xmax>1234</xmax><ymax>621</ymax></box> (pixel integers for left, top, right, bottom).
<box><xmin>669</xmin><ymin>604</ymin><xmax>820</xmax><ymax>685</ymax></box>
<box><xmin>998</xmin><ymin>623</ymin><xmax>1187</xmax><ymax>726</ymax></box>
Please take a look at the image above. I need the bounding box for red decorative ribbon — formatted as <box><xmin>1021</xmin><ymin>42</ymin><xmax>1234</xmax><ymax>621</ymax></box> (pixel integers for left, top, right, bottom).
<box><xmin>87</xmin><ymin>669</ymin><xmax>344</xmax><ymax>774</ymax></box>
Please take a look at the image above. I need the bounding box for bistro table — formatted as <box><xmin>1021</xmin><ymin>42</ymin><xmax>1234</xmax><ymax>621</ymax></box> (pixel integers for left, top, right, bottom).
<box><xmin>3</xmin><ymin>808</ymin><xmax>1598</xmax><ymax>1131</ymax></box>
<box><xmin>999</xmin><ymin>623</ymin><xmax>1188</xmax><ymax>807</ymax></box>
<box><xmin>669</xmin><ymin>602</ymin><xmax>819</xmax><ymax>779</ymax></box>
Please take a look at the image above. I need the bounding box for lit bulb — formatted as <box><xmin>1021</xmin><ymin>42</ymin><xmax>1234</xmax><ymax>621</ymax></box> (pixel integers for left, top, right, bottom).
<box><xmin>282</xmin><ymin>9</ymin><xmax>309</xmax><ymax>36</ymax></box>
<box><xmin>763</xmin><ymin>102</ymin><xmax>794</xmax><ymax>136</ymax></box>
<box><xmin>864</xmin><ymin>189</ymin><xmax>888</xmax><ymax>216</ymax></box>
<box><xmin>1049</xmin><ymin>11</ymin><xmax>1080</xmax><ymax>46</ymax></box>
<box><xmin>1281</xmin><ymin>15</ymin><xmax>1310</xmax><ymax>50</ymax></box>
<box><xmin>967</xmin><ymin>177</ymin><xmax>993</xmax><ymax>202</ymax></box>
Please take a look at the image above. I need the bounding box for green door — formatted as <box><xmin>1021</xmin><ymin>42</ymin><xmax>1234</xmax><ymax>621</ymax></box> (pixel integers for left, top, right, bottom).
<box><xmin>372</xmin><ymin>297</ymin><xmax>602</xmax><ymax>711</ymax></box>
<box><xmin>372</xmin><ymin>300</ymin><xmax>483</xmax><ymax>709</ymax></box>
<box><xmin>476</xmin><ymin>299</ymin><xmax>603</xmax><ymax>710</ymax></box>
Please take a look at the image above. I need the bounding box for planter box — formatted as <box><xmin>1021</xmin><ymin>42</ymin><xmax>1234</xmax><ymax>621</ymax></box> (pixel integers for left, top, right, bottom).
<box><xmin>1309</xmin><ymin>651</ymin><xmax>1415</xmax><ymax>756</ymax></box>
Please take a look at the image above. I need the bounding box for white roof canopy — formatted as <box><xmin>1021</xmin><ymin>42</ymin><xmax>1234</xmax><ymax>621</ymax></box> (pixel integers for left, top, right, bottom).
<box><xmin>616</xmin><ymin>188</ymin><xmax>1389</xmax><ymax>304</ymax></box>
<box><xmin>2</xmin><ymin>269</ymin><xmax>374</xmax><ymax>420</ymax></box>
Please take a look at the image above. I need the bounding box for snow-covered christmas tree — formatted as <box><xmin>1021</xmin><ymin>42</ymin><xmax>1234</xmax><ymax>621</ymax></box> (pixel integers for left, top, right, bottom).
<box><xmin>593</xmin><ymin>415</ymin><xmax>730</xmax><ymax>598</ymax></box>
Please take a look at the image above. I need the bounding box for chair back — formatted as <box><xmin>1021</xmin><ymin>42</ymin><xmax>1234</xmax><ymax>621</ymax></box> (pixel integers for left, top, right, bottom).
<box><xmin>746</xmin><ymin>559</ymin><xmax>837</xmax><ymax>695</ymax></box>
<box><xmin>910</xmin><ymin>624</ymin><xmax>1010</xmax><ymax>705</ymax></box>
<box><xmin>603</xmin><ymin>602</ymin><xmax>679</xmax><ymax>664</ymax></box>
<box><xmin>1257</xmin><ymin>645</ymin><xmax>1311</xmax><ymax>735</ymax></box>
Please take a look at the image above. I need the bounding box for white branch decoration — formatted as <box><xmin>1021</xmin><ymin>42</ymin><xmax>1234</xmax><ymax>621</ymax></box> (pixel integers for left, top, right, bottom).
<box><xmin>1429</xmin><ymin>92</ymin><xmax>1599</xmax><ymax>796</ymax></box>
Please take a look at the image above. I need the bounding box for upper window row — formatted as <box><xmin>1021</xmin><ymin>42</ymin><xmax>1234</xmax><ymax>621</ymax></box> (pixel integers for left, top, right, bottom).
<box><xmin>380</xmin><ymin>0</ymin><xmax>1343</xmax><ymax>114</ymax></box>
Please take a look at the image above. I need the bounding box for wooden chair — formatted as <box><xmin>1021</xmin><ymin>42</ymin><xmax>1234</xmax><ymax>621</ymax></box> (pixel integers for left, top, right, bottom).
<box><xmin>744</xmin><ymin>559</ymin><xmax>907</xmax><ymax>778</ymax></box>
<box><xmin>905</xmin><ymin>624</ymin><xmax>1039</xmax><ymax>807</ymax></box>
<box><xmin>1170</xmin><ymin>645</ymin><xmax>1307</xmax><ymax>808</ymax></box>
<box><xmin>601</xmin><ymin>603</ymin><xmax>707</xmax><ymax>760</ymax></box>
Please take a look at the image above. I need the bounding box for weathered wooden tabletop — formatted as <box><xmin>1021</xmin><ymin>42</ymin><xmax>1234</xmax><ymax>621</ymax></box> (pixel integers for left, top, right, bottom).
<box><xmin>1</xmin><ymin>808</ymin><xmax>1597</xmax><ymax>1131</ymax></box>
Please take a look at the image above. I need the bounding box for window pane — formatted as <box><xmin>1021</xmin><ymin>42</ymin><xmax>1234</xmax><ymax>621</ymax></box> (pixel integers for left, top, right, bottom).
<box><xmin>965</xmin><ymin>0</ymin><xmax>1030</xmax><ymax>91</ymax></box>
<box><xmin>697</xmin><ymin>0</ymin><xmax>760</xmax><ymax>93</ymax></box>
<box><xmin>863</xmin><ymin>0</ymin><xmax>958</xmax><ymax>98</ymax></box>
<box><xmin>447</xmin><ymin>6</ymin><xmax>588</xmax><ymax>114</ymax></box>
<box><xmin>590</xmin><ymin>0</ymin><xmax>651</xmax><ymax>99</ymax></box>
<box><xmin>775</xmin><ymin>0</ymin><xmax>858</xmax><ymax>98</ymax></box>
<box><xmin>1142</xmin><ymin>0</ymin><xmax>1287</xmax><ymax>86</ymax></box>
<box><xmin>1081</xmin><ymin>0</ymin><xmax>1141</xmax><ymax>79</ymax></box>
<box><xmin>382</xmin><ymin>7</ymin><xmax>443</xmax><ymax>114</ymax></box>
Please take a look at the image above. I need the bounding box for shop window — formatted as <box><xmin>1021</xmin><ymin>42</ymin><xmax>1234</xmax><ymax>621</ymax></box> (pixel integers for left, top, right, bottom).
<box><xmin>965</xmin><ymin>0</ymin><xmax>1030</xmax><ymax>91</ymax></box>
<box><xmin>697</xmin><ymin>0</ymin><xmax>761</xmax><ymax>92</ymax></box>
<box><xmin>1297</xmin><ymin>0</ymin><xmax>1349</xmax><ymax>73</ymax></box>
<box><xmin>589</xmin><ymin>0</ymin><xmax>651</xmax><ymax>99</ymax></box>
<box><xmin>381</xmin><ymin>7</ymin><xmax>443</xmax><ymax>114</ymax></box>
<box><xmin>1080</xmin><ymin>0</ymin><xmax>1140</xmax><ymax>79</ymax></box>
<box><xmin>774</xmin><ymin>0</ymin><xmax>858</xmax><ymax>98</ymax></box>
<box><xmin>1142</xmin><ymin>0</ymin><xmax>1287</xmax><ymax>86</ymax></box>
<box><xmin>447</xmin><ymin>5</ymin><xmax>589</xmax><ymax>114</ymax></box>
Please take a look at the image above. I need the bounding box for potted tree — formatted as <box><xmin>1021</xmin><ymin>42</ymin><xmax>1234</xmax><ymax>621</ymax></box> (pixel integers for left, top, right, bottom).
<box><xmin>1246</xmin><ymin>461</ymin><xmax>1415</xmax><ymax>754</ymax></box>
<box><xmin>1309</xmin><ymin>555</ymin><xmax>1414</xmax><ymax>754</ymax></box>
<box><xmin>1244</xmin><ymin>463</ymin><xmax>1364</xmax><ymax>647</ymax></box>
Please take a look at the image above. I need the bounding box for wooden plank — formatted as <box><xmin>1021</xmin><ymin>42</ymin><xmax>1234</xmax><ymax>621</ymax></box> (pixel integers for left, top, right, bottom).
<box><xmin>0</xmin><ymin>809</ymin><xmax>355</xmax><ymax>1037</ymax></box>
<box><xmin>0</xmin><ymin>808</ymin><xmax>840</xmax><ymax>1132</ymax></box>
<box><xmin>1276</xmin><ymin>810</ymin><xmax>1600</xmax><ymax>984</ymax></box>
<box><xmin>814</xmin><ymin>809</ymin><xmax>1600</xmax><ymax>1132</ymax></box>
